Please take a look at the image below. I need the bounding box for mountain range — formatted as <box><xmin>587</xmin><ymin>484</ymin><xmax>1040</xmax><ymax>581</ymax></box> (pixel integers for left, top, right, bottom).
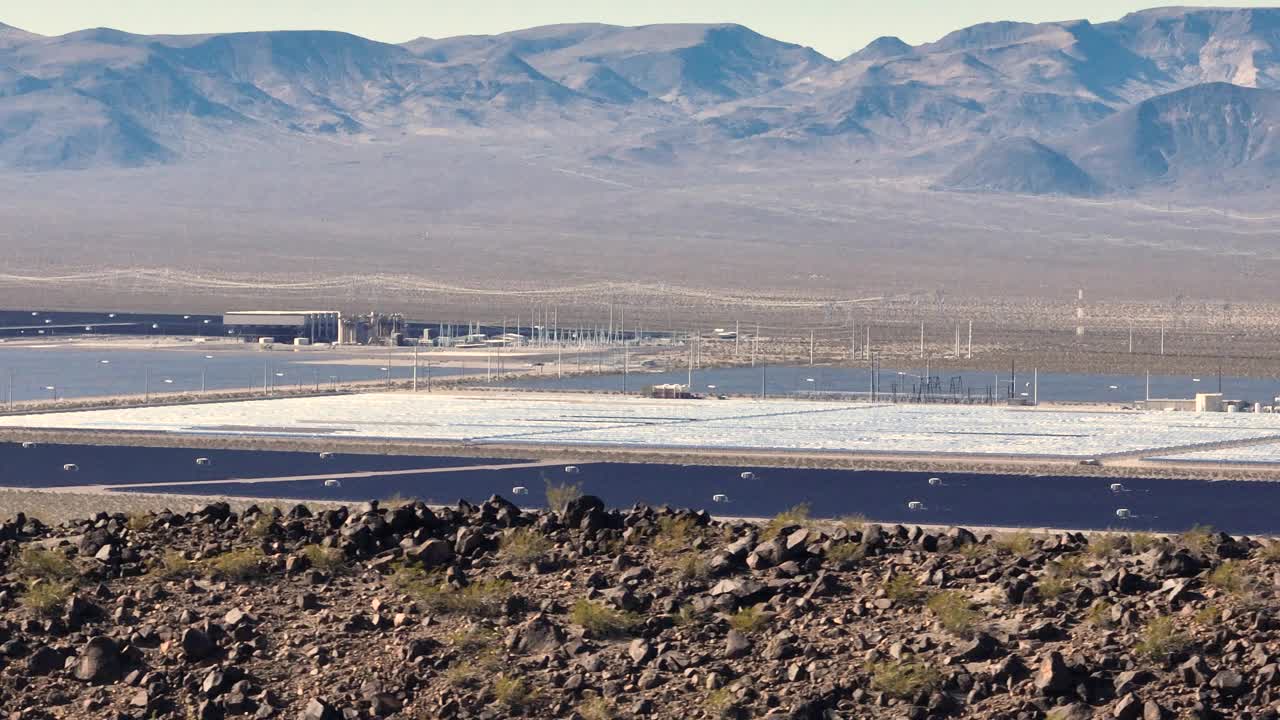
<box><xmin>2</xmin><ymin>6</ymin><xmax>1279</xmax><ymax>196</ymax></box>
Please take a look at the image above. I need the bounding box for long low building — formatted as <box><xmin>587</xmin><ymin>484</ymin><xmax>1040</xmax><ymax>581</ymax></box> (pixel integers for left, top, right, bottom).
<box><xmin>222</xmin><ymin>311</ymin><xmax>339</xmax><ymax>343</ymax></box>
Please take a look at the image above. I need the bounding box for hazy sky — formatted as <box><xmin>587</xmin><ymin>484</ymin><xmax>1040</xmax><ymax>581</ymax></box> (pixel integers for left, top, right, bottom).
<box><xmin>5</xmin><ymin>1</ymin><xmax>1275</xmax><ymax>58</ymax></box>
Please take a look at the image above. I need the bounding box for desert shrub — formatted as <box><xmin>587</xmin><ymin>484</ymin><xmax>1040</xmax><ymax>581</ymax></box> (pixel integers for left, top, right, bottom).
<box><xmin>926</xmin><ymin>591</ymin><xmax>979</xmax><ymax>637</ymax></box>
<box><xmin>21</xmin><ymin>580</ymin><xmax>72</xmax><ymax>617</ymax></box>
<box><xmin>1136</xmin><ymin>615</ymin><xmax>1190</xmax><ymax>661</ymax></box>
<box><xmin>1050</xmin><ymin>554</ymin><xmax>1087</xmax><ymax>578</ymax></box>
<box><xmin>993</xmin><ymin>531</ymin><xmax>1035</xmax><ymax>556</ymax></box>
<box><xmin>400</xmin><ymin>572</ymin><xmax>513</xmax><ymax>617</ymax></box>
<box><xmin>654</xmin><ymin>515</ymin><xmax>700</xmax><ymax>553</ymax></box>
<box><xmin>839</xmin><ymin>514</ymin><xmax>868</xmax><ymax>533</ymax></box>
<box><xmin>1085</xmin><ymin>599</ymin><xmax>1114</xmax><ymax>628</ymax></box>
<box><xmin>545</xmin><ymin>479</ymin><xmax>583</xmax><ymax>512</ymax></box>
<box><xmin>672</xmin><ymin>554</ymin><xmax>710</xmax><ymax>580</ymax></box>
<box><xmin>672</xmin><ymin>604</ymin><xmax>701</xmax><ymax>627</ymax></box>
<box><xmin>14</xmin><ymin>547</ymin><xmax>77</xmax><ymax>582</ymax></box>
<box><xmin>206</xmin><ymin>548</ymin><xmax>266</xmax><ymax>581</ymax></box>
<box><xmin>1086</xmin><ymin>534</ymin><xmax>1123</xmax><ymax>558</ymax></box>
<box><xmin>125</xmin><ymin>513</ymin><xmax>152</xmax><ymax>533</ymax></box>
<box><xmin>1256</xmin><ymin>542</ymin><xmax>1280</xmax><ymax>564</ymax></box>
<box><xmin>957</xmin><ymin>542</ymin><xmax>992</xmax><ymax>560</ymax></box>
<box><xmin>570</xmin><ymin>599</ymin><xmax>639</xmax><ymax>638</ymax></box>
<box><xmin>704</xmin><ymin>688</ymin><xmax>737</xmax><ymax>719</ymax></box>
<box><xmin>883</xmin><ymin>573</ymin><xmax>921</xmax><ymax>603</ymax></box>
<box><xmin>727</xmin><ymin>606</ymin><xmax>769</xmax><ymax>634</ymax></box>
<box><xmin>826</xmin><ymin>542</ymin><xmax>863</xmax><ymax>566</ymax></box>
<box><xmin>1179</xmin><ymin>525</ymin><xmax>1215</xmax><ymax>553</ymax></box>
<box><xmin>871</xmin><ymin>661</ymin><xmax>941</xmax><ymax>699</ymax></box>
<box><xmin>1206</xmin><ymin>560</ymin><xmax>1249</xmax><ymax>594</ymax></box>
<box><xmin>151</xmin><ymin>550</ymin><xmax>194</xmax><ymax>579</ymax></box>
<box><xmin>246</xmin><ymin>514</ymin><xmax>275</xmax><ymax>538</ymax></box>
<box><xmin>500</xmin><ymin>528</ymin><xmax>553</xmax><ymax>564</ymax></box>
<box><xmin>301</xmin><ymin>544</ymin><xmax>346</xmax><ymax>573</ymax></box>
<box><xmin>578</xmin><ymin>692</ymin><xmax>620</xmax><ymax>720</ymax></box>
<box><xmin>762</xmin><ymin>503</ymin><xmax>811</xmax><ymax>540</ymax></box>
<box><xmin>381</xmin><ymin>493</ymin><xmax>416</xmax><ymax>508</ymax></box>
<box><xmin>1037</xmin><ymin>576</ymin><xmax>1070</xmax><ymax>601</ymax></box>
<box><xmin>1193</xmin><ymin>604</ymin><xmax>1219</xmax><ymax>626</ymax></box>
<box><xmin>491</xmin><ymin>675</ymin><xmax>536</xmax><ymax>711</ymax></box>
<box><xmin>448</xmin><ymin>625</ymin><xmax>501</xmax><ymax>655</ymax></box>
<box><xmin>444</xmin><ymin>658</ymin><xmax>494</xmax><ymax>688</ymax></box>
<box><xmin>1129</xmin><ymin>532</ymin><xmax>1161</xmax><ymax>553</ymax></box>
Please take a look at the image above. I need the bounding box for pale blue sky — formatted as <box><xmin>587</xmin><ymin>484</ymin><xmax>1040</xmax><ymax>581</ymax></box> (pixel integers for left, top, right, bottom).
<box><xmin>5</xmin><ymin>1</ymin><xmax>1275</xmax><ymax>59</ymax></box>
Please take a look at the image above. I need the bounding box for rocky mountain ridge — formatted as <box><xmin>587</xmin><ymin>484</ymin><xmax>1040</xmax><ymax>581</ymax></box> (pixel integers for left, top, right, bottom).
<box><xmin>1</xmin><ymin>7</ymin><xmax>1279</xmax><ymax>196</ymax></box>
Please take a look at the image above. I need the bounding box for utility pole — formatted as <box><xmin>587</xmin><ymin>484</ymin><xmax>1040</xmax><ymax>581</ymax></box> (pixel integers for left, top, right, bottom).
<box><xmin>809</xmin><ymin>330</ymin><xmax>815</xmax><ymax>367</ymax></box>
<box><xmin>687</xmin><ymin>331</ymin><xmax>695</xmax><ymax>389</ymax></box>
<box><xmin>865</xmin><ymin>326</ymin><xmax>871</xmax><ymax>361</ymax></box>
<box><xmin>919</xmin><ymin>321</ymin><xmax>925</xmax><ymax>359</ymax></box>
<box><xmin>967</xmin><ymin>320</ymin><xmax>973</xmax><ymax>360</ymax></box>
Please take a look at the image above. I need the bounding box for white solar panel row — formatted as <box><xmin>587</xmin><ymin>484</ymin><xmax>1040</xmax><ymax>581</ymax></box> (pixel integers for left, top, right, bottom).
<box><xmin>3</xmin><ymin>392</ymin><xmax>1280</xmax><ymax>459</ymax></box>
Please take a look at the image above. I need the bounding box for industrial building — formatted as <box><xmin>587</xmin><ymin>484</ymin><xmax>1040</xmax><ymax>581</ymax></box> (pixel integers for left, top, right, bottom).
<box><xmin>222</xmin><ymin>311</ymin><xmax>340</xmax><ymax>343</ymax></box>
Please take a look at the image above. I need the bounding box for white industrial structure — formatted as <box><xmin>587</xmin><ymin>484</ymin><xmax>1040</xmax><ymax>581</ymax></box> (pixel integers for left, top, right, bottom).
<box><xmin>223</xmin><ymin>311</ymin><xmax>340</xmax><ymax>343</ymax></box>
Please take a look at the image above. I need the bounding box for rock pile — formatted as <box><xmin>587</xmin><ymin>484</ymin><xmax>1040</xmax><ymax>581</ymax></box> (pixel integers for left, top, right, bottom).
<box><xmin>0</xmin><ymin>498</ymin><xmax>1278</xmax><ymax>719</ymax></box>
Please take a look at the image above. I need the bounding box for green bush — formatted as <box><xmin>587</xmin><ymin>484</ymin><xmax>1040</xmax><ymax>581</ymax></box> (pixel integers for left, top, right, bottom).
<box><xmin>762</xmin><ymin>503</ymin><xmax>811</xmax><ymax>540</ymax></box>
<box><xmin>545</xmin><ymin>479</ymin><xmax>583</xmax><ymax>513</ymax></box>
<box><xmin>926</xmin><ymin>591</ymin><xmax>979</xmax><ymax>637</ymax></box>
<box><xmin>671</xmin><ymin>554</ymin><xmax>710</xmax><ymax>580</ymax></box>
<box><xmin>578</xmin><ymin>692</ymin><xmax>620</xmax><ymax>720</ymax></box>
<box><xmin>826</xmin><ymin>542</ymin><xmax>863</xmax><ymax>566</ymax></box>
<box><xmin>21</xmin><ymin>580</ymin><xmax>72</xmax><ymax>617</ymax></box>
<box><xmin>246</xmin><ymin>514</ymin><xmax>275</xmax><ymax>538</ymax></box>
<box><xmin>1085</xmin><ymin>599</ymin><xmax>1114</xmax><ymax>628</ymax></box>
<box><xmin>14</xmin><ymin>547</ymin><xmax>77</xmax><ymax>582</ymax></box>
<box><xmin>1086</xmin><ymin>534</ymin><xmax>1123</xmax><ymax>558</ymax></box>
<box><xmin>1206</xmin><ymin>560</ymin><xmax>1249</xmax><ymax>594</ymax></box>
<box><xmin>727</xmin><ymin>605</ymin><xmax>769</xmax><ymax>634</ymax></box>
<box><xmin>1037</xmin><ymin>576</ymin><xmax>1070</xmax><ymax>601</ymax></box>
<box><xmin>883</xmin><ymin>573</ymin><xmax>921</xmax><ymax>603</ymax></box>
<box><xmin>1136</xmin><ymin>615</ymin><xmax>1190</xmax><ymax>661</ymax></box>
<box><xmin>390</xmin><ymin>563</ymin><xmax>513</xmax><ymax>616</ymax></box>
<box><xmin>993</xmin><ymin>531</ymin><xmax>1035</xmax><ymax>556</ymax></box>
<box><xmin>838</xmin><ymin>514</ymin><xmax>868</xmax><ymax>533</ymax></box>
<box><xmin>206</xmin><ymin>548</ymin><xmax>266</xmax><ymax>581</ymax></box>
<box><xmin>491</xmin><ymin>675</ymin><xmax>536</xmax><ymax>711</ymax></box>
<box><xmin>570</xmin><ymin>599</ymin><xmax>639</xmax><ymax>638</ymax></box>
<box><xmin>871</xmin><ymin>661</ymin><xmax>941</xmax><ymax>699</ymax></box>
<box><xmin>1129</xmin><ymin>532</ymin><xmax>1161</xmax><ymax>553</ymax></box>
<box><xmin>1256</xmin><ymin>542</ymin><xmax>1280</xmax><ymax>564</ymax></box>
<box><xmin>654</xmin><ymin>515</ymin><xmax>700</xmax><ymax>553</ymax></box>
<box><xmin>301</xmin><ymin>544</ymin><xmax>347</xmax><ymax>573</ymax></box>
<box><xmin>500</xmin><ymin>528</ymin><xmax>553</xmax><ymax>564</ymax></box>
<box><xmin>1178</xmin><ymin>525</ymin><xmax>1215</xmax><ymax>553</ymax></box>
<box><xmin>150</xmin><ymin>550</ymin><xmax>194</xmax><ymax>579</ymax></box>
<box><xmin>125</xmin><ymin>513</ymin><xmax>152</xmax><ymax>533</ymax></box>
<box><xmin>704</xmin><ymin>688</ymin><xmax>737</xmax><ymax>719</ymax></box>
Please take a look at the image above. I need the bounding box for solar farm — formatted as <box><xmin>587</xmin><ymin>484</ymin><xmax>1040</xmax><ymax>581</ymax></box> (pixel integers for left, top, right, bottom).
<box><xmin>5</xmin><ymin>392</ymin><xmax>1280</xmax><ymax>460</ymax></box>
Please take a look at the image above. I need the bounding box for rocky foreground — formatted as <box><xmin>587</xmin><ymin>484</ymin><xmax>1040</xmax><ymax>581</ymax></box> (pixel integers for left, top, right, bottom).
<box><xmin>0</xmin><ymin>495</ymin><xmax>1277</xmax><ymax>720</ymax></box>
